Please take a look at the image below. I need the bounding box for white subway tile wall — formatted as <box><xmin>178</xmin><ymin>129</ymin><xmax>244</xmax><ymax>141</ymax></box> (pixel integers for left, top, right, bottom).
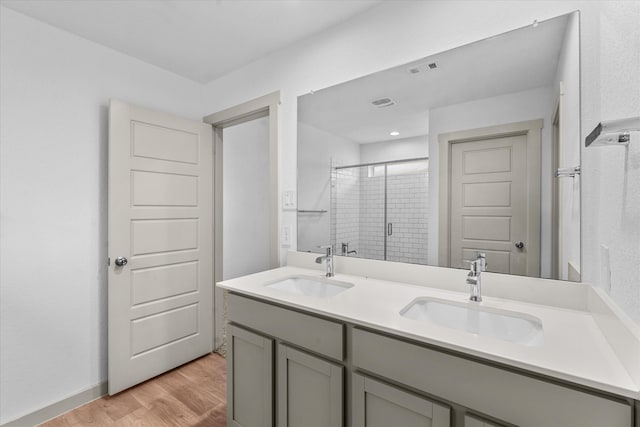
<box><xmin>386</xmin><ymin>172</ymin><xmax>429</xmax><ymax>264</ymax></box>
<box><xmin>332</xmin><ymin>163</ymin><xmax>361</xmax><ymax>255</ymax></box>
<box><xmin>359</xmin><ymin>171</ymin><xmax>385</xmax><ymax>260</ymax></box>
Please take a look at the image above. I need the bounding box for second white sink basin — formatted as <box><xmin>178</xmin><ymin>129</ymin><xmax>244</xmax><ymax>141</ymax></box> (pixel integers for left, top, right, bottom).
<box><xmin>265</xmin><ymin>275</ymin><xmax>354</xmax><ymax>297</ymax></box>
<box><xmin>400</xmin><ymin>297</ymin><xmax>544</xmax><ymax>347</ymax></box>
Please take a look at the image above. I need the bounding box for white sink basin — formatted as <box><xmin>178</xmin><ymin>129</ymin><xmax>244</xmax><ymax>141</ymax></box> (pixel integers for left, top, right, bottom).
<box><xmin>400</xmin><ymin>297</ymin><xmax>544</xmax><ymax>347</ymax></box>
<box><xmin>265</xmin><ymin>275</ymin><xmax>354</xmax><ymax>297</ymax></box>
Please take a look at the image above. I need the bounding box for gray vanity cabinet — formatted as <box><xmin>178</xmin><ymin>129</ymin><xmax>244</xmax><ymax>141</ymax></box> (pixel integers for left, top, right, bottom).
<box><xmin>227</xmin><ymin>324</ymin><xmax>274</xmax><ymax>427</ymax></box>
<box><xmin>352</xmin><ymin>328</ymin><xmax>633</xmax><ymax>427</ymax></box>
<box><xmin>227</xmin><ymin>293</ymin><xmax>634</xmax><ymax>427</ymax></box>
<box><xmin>227</xmin><ymin>293</ymin><xmax>346</xmax><ymax>427</ymax></box>
<box><xmin>353</xmin><ymin>373</ymin><xmax>450</xmax><ymax>427</ymax></box>
<box><xmin>277</xmin><ymin>344</ymin><xmax>343</xmax><ymax>427</ymax></box>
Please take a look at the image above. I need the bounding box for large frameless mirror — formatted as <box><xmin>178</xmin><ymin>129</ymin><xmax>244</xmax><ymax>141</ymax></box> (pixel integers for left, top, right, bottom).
<box><xmin>297</xmin><ymin>12</ymin><xmax>581</xmax><ymax>280</ymax></box>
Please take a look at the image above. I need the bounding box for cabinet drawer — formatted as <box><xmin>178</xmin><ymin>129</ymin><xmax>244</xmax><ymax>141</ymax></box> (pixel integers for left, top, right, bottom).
<box><xmin>228</xmin><ymin>293</ymin><xmax>344</xmax><ymax>360</ymax></box>
<box><xmin>352</xmin><ymin>328</ymin><xmax>633</xmax><ymax>427</ymax></box>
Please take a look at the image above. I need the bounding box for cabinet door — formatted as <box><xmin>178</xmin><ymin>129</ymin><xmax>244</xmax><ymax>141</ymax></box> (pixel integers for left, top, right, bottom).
<box><xmin>228</xmin><ymin>324</ymin><xmax>274</xmax><ymax>427</ymax></box>
<box><xmin>277</xmin><ymin>344</ymin><xmax>343</xmax><ymax>427</ymax></box>
<box><xmin>465</xmin><ymin>414</ymin><xmax>507</xmax><ymax>427</ymax></box>
<box><xmin>353</xmin><ymin>373</ymin><xmax>450</xmax><ymax>427</ymax></box>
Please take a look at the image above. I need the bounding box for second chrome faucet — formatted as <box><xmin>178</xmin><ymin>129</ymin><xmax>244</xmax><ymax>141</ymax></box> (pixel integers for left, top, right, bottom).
<box><xmin>467</xmin><ymin>252</ymin><xmax>487</xmax><ymax>302</ymax></box>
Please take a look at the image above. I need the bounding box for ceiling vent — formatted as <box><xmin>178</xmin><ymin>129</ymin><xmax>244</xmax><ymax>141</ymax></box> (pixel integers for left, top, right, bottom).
<box><xmin>407</xmin><ymin>62</ymin><xmax>437</xmax><ymax>74</ymax></box>
<box><xmin>371</xmin><ymin>97</ymin><xmax>396</xmax><ymax>108</ymax></box>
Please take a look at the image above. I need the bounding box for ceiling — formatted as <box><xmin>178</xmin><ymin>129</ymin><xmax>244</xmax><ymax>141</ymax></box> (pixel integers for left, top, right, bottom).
<box><xmin>1</xmin><ymin>0</ymin><xmax>382</xmax><ymax>83</ymax></box>
<box><xmin>298</xmin><ymin>14</ymin><xmax>569</xmax><ymax>144</ymax></box>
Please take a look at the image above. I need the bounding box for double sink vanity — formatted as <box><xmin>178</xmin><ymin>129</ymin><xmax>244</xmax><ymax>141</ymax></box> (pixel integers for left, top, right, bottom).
<box><xmin>218</xmin><ymin>252</ymin><xmax>640</xmax><ymax>427</ymax></box>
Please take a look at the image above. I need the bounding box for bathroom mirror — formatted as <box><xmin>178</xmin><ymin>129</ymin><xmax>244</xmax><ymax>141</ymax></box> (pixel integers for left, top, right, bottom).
<box><xmin>297</xmin><ymin>12</ymin><xmax>581</xmax><ymax>280</ymax></box>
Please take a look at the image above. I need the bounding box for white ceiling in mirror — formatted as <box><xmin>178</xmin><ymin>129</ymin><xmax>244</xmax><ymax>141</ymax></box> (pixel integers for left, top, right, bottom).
<box><xmin>298</xmin><ymin>14</ymin><xmax>567</xmax><ymax>144</ymax></box>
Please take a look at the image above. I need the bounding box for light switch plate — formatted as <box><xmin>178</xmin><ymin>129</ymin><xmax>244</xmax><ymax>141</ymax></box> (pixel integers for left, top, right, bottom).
<box><xmin>282</xmin><ymin>225</ymin><xmax>292</xmax><ymax>247</ymax></box>
<box><xmin>282</xmin><ymin>190</ymin><xmax>297</xmax><ymax>210</ymax></box>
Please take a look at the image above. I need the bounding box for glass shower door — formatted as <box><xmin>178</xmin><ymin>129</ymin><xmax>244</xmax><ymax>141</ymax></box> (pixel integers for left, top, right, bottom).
<box><xmin>332</xmin><ymin>158</ymin><xmax>428</xmax><ymax>264</ymax></box>
<box><xmin>357</xmin><ymin>165</ymin><xmax>385</xmax><ymax>261</ymax></box>
<box><xmin>386</xmin><ymin>163</ymin><xmax>429</xmax><ymax>264</ymax></box>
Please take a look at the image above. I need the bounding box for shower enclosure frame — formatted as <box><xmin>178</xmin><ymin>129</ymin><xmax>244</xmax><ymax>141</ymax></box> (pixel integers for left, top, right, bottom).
<box><xmin>332</xmin><ymin>156</ymin><xmax>429</xmax><ymax>263</ymax></box>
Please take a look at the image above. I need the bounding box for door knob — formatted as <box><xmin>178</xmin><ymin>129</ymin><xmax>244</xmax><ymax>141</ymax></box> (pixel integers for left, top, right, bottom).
<box><xmin>515</xmin><ymin>241</ymin><xmax>525</xmax><ymax>249</ymax></box>
<box><xmin>114</xmin><ymin>256</ymin><xmax>128</xmax><ymax>266</ymax></box>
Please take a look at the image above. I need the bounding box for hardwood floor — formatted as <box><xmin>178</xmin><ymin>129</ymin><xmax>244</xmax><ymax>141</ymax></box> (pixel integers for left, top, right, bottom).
<box><xmin>40</xmin><ymin>353</ymin><xmax>227</xmax><ymax>426</ymax></box>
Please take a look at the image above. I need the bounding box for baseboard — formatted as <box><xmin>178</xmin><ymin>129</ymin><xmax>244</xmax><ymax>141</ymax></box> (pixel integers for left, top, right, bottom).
<box><xmin>1</xmin><ymin>382</ymin><xmax>107</xmax><ymax>427</ymax></box>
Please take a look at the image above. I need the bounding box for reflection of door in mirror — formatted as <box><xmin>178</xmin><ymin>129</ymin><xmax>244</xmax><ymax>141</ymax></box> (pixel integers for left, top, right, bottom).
<box><xmin>552</xmin><ymin>103</ymin><xmax>560</xmax><ymax>280</ymax></box>
<box><xmin>441</xmin><ymin>120</ymin><xmax>541</xmax><ymax>276</ymax></box>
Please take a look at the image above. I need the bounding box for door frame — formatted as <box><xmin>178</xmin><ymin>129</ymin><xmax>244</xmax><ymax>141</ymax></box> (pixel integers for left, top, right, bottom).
<box><xmin>552</xmin><ymin>96</ymin><xmax>561</xmax><ymax>280</ymax></box>
<box><xmin>438</xmin><ymin>119</ymin><xmax>542</xmax><ymax>275</ymax></box>
<box><xmin>203</xmin><ymin>91</ymin><xmax>280</xmax><ymax>350</ymax></box>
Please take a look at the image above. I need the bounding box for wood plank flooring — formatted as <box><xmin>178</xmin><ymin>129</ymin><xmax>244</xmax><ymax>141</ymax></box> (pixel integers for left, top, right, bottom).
<box><xmin>40</xmin><ymin>353</ymin><xmax>227</xmax><ymax>427</ymax></box>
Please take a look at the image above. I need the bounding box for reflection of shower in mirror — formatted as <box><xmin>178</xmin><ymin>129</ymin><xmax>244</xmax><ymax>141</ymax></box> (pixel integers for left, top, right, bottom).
<box><xmin>331</xmin><ymin>158</ymin><xmax>429</xmax><ymax>264</ymax></box>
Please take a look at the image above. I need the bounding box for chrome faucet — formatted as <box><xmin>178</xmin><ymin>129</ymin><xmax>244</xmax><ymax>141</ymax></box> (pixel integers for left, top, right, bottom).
<box><xmin>315</xmin><ymin>245</ymin><xmax>334</xmax><ymax>277</ymax></box>
<box><xmin>341</xmin><ymin>242</ymin><xmax>358</xmax><ymax>256</ymax></box>
<box><xmin>466</xmin><ymin>252</ymin><xmax>487</xmax><ymax>302</ymax></box>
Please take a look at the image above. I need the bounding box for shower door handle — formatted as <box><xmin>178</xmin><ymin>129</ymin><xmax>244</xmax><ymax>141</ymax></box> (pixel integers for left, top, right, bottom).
<box><xmin>387</xmin><ymin>223</ymin><xmax>393</xmax><ymax>236</ymax></box>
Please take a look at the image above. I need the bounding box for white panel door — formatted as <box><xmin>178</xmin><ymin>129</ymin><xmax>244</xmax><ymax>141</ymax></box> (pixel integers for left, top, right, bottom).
<box><xmin>108</xmin><ymin>100</ymin><xmax>213</xmax><ymax>395</ymax></box>
<box><xmin>450</xmin><ymin>135</ymin><xmax>535</xmax><ymax>275</ymax></box>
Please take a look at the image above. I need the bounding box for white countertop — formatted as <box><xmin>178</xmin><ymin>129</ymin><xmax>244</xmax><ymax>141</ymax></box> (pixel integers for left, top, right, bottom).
<box><xmin>218</xmin><ymin>265</ymin><xmax>640</xmax><ymax>399</ymax></box>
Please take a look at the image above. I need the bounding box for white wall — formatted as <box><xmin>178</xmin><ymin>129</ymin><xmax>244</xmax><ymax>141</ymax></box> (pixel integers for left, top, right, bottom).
<box><xmin>581</xmin><ymin>1</ymin><xmax>640</xmax><ymax>324</ymax></box>
<box><xmin>297</xmin><ymin>122</ymin><xmax>359</xmax><ymax>252</ymax></box>
<box><xmin>222</xmin><ymin>117</ymin><xmax>271</xmax><ymax>280</ymax></box>
<box><xmin>359</xmin><ymin>135</ymin><xmax>428</xmax><ymax>164</ymax></box>
<box><xmin>428</xmin><ymin>86</ymin><xmax>555</xmax><ymax>275</ymax></box>
<box><xmin>0</xmin><ymin>7</ymin><xmax>204</xmax><ymax>424</ymax></box>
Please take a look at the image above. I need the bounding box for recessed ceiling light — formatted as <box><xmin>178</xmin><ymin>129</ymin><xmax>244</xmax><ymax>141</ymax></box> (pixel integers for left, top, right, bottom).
<box><xmin>390</xmin><ymin>131</ymin><xmax>400</xmax><ymax>136</ymax></box>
